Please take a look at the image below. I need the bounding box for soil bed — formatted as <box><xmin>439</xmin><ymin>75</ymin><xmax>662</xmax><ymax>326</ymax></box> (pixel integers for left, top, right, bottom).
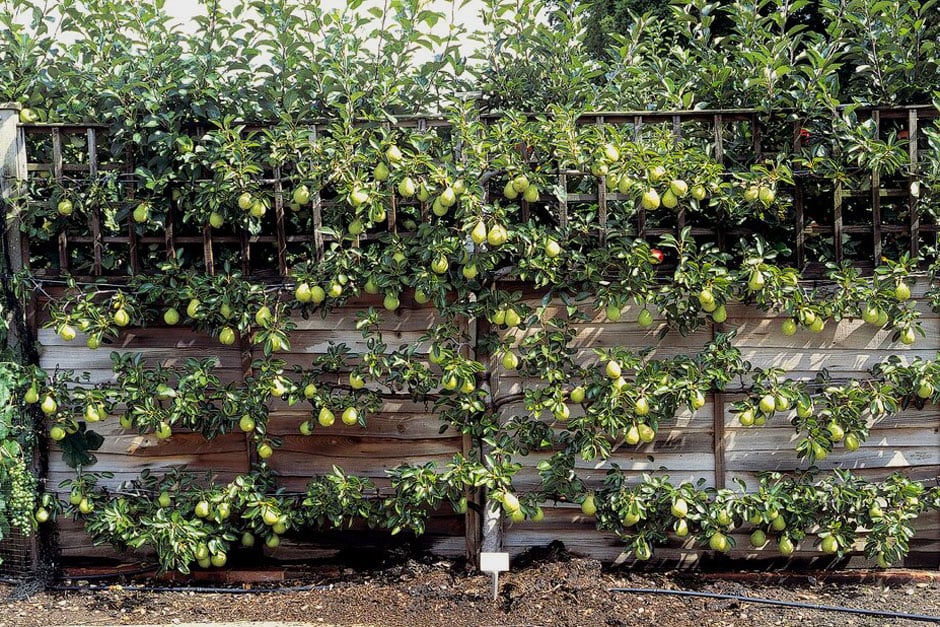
<box><xmin>2</xmin><ymin>545</ymin><xmax>938</xmax><ymax>627</ymax></box>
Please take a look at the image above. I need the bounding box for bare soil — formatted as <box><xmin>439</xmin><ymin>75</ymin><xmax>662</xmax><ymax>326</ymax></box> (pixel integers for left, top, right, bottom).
<box><xmin>2</xmin><ymin>544</ymin><xmax>938</xmax><ymax>627</ymax></box>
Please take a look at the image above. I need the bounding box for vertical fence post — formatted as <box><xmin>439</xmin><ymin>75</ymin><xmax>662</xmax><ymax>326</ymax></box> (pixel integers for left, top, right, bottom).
<box><xmin>1</xmin><ymin>103</ymin><xmax>27</xmax><ymax>350</ymax></box>
<box><xmin>1</xmin><ymin>103</ymin><xmax>41</xmax><ymax>578</ymax></box>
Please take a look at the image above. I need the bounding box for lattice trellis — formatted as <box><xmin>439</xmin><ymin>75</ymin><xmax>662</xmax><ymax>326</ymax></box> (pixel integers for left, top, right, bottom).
<box><xmin>15</xmin><ymin>106</ymin><xmax>940</xmax><ymax>278</ymax></box>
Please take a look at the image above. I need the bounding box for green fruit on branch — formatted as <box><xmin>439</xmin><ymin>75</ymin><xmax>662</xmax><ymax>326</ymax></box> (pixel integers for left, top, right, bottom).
<box><xmin>641</xmin><ymin>188</ymin><xmax>660</xmax><ymax>210</ymax></box>
<box><xmin>605</xmin><ymin>304</ymin><xmax>622</xmax><ymax>322</ymax></box>
<box><xmin>675</xmin><ymin>518</ymin><xmax>689</xmax><ymax>537</ymax></box>
<box><xmin>603</xmin><ymin>143</ymin><xmax>620</xmax><ymax>162</ymax></box>
<box><xmin>711</xmin><ymin>304</ymin><xmax>728</xmax><ymax>323</ymax></box>
<box><xmin>899</xmin><ymin>328</ymin><xmax>916</xmax><ymax>345</ymax></box>
<box><xmin>758</xmin><ymin>394</ymin><xmax>776</xmax><ymax>414</ymax></box>
<box><xmin>671</xmin><ymin>498</ymin><xmax>689</xmax><ymax>518</ymax></box>
<box><xmin>625</xmin><ymin>424</ymin><xmax>641</xmax><ymax>445</ymax></box>
<box><xmin>747</xmin><ymin>270</ymin><xmax>766</xmax><ymax>291</ymax></box>
<box><xmin>758</xmin><ymin>186</ymin><xmax>775</xmax><ymax>207</ymax></box>
<box><xmin>49</xmin><ymin>425</ymin><xmax>66</xmax><ymax>441</ymax></box>
<box><xmin>637</xmin><ymin>423</ymin><xmax>655</xmax><ymax>442</ymax></box>
<box><xmin>257</xmin><ymin>442</ymin><xmax>274</xmax><ymax>459</ymax></box>
<box><xmin>471</xmin><ymin>220</ymin><xmax>487</xmax><ymax>244</ymax></box>
<box><xmin>349</xmin><ymin>372</ymin><xmax>366</xmax><ymax>389</ymax></box>
<box><xmin>511</xmin><ymin>175</ymin><xmax>530</xmax><ymax>193</ymax></box>
<box><xmin>57</xmin><ymin>199</ymin><xmax>74</xmax><ymax>216</ymax></box>
<box><xmin>349</xmin><ymin>188</ymin><xmax>369</xmax><ymax>207</ymax></box>
<box><xmin>637</xmin><ymin>309</ymin><xmax>654</xmax><ymax>327</ymax></box>
<box><xmin>916</xmin><ymin>380</ymin><xmax>934</xmax><ymax>399</ymax></box>
<box><xmin>844</xmin><ymin>433</ymin><xmax>861</xmax><ymax>451</ymax></box>
<box><xmin>661</xmin><ymin>189</ymin><xmax>678</xmax><ymax>209</ymax></box>
<box><xmin>605</xmin><ymin>360</ymin><xmax>622</xmax><ymax>379</ymax></box>
<box><xmin>155</xmin><ymin>422</ymin><xmax>172</xmax><ymax>439</ymax></box>
<box><xmin>385</xmin><ymin>145</ymin><xmax>403</xmax><ymax>163</ymax></box>
<box><xmin>487</xmin><ymin>224</ymin><xmax>509</xmax><ymax>246</ymax></box>
<box><xmin>648</xmin><ymin>166</ymin><xmax>666</xmax><ymax>182</ymax></box>
<box><xmin>295</xmin><ymin>282</ymin><xmax>313</xmax><ymax>303</ymax></box>
<box><xmin>41</xmin><ymin>394</ymin><xmax>58</xmax><ymax>415</ymax></box>
<box><xmin>501</xmin><ymin>351</ymin><xmax>519</xmax><ymax>370</ymax></box>
<box><xmin>580</xmin><ymin>494</ymin><xmax>597</xmax><ymax>516</ymax></box>
<box><xmin>634</xmin><ymin>396</ymin><xmax>651</xmax><ymax>416</ymax></box>
<box><xmin>373</xmin><ymin>162</ymin><xmax>390</xmax><ymax>182</ymax></box>
<box><xmin>749</xmin><ymin>529</ymin><xmax>767</xmax><ymax>547</ymax></box>
<box><xmin>238</xmin><ymin>414</ymin><xmax>256</xmax><ymax>432</ymax></box>
<box><xmin>249</xmin><ymin>199</ymin><xmax>266</xmax><ymax>218</ymax></box>
<box><xmin>255</xmin><ymin>305</ymin><xmax>273</xmax><ymax>326</ymax></box>
<box><xmin>163</xmin><ymin>307</ymin><xmax>180</xmax><ymax>325</ymax></box>
<box><xmin>544</xmin><ymin>239</ymin><xmax>561</xmax><ymax>258</ymax></box>
<box><xmin>708</xmin><ymin>532</ymin><xmax>730</xmax><ymax>552</ymax></box>
<box><xmin>738</xmin><ymin>409</ymin><xmax>755</xmax><ymax>426</ymax></box>
<box><xmin>237</xmin><ymin>192</ymin><xmax>253</xmax><ymax>211</ymax></box>
<box><xmin>341</xmin><ymin>406</ymin><xmax>359</xmax><ymax>426</ymax></box>
<box><xmin>383</xmin><ymin>292</ymin><xmax>400</xmax><ymax>311</ymax></box>
<box><xmin>23</xmin><ymin>387</ymin><xmax>39</xmax><ymax>404</ymax></box>
<box><xmin>862</xmin><ymin>305</ymin><xmax>880</xmax><ymax>325</ymax></box>
<box><xmin>698</xmin><ymin>288</ymin><xmax>716</xmax><ymax>308</ymax></box>
<box><xmin>132</xmin><ymin>203</ymin><xmax>150</xmax><ymax>223</ymax></box>
<box><xmin>19</xmin><ymin>108</ymin><xmax>39</xmax><ymax>123</ymax></box>
<box><xmin>894</xmin><ymin>280</ymin><xmax>911</xmax><ymax>301</ymax></box>
<box><xmin>523</xmin><ymin>184</ymin><xmax>539</xmax><ymax>203</ymax></box>
<box><xmin>430</xmin><ymin>255</ymin><xmax>449</xmax><ymax>274</ymax></box>
<box><xmin>318</xmin><ymin>407</ymin><xmax>335</xmax><ymax>427</ymax></box>
<box><xmin>84</xmin><ymin>404</ymin><xmax>103</xmax><ymax>422</ymax></box>
<box><xmin>398</xmin><ymin>177</ymin><xmax>416</xmax><ymax>197</ymax></box>
<box><xmin>219</xmin><ymin>327</ymin><xmax>237</xmax><ymax>345</ymax></box>
<box><xmin>669</xmin><ymin>179</ymin><xmax>689</xmax><ymax>197</ymax></box>
<box><xmin>820</xmin><ymin>535</ymin><xmax>839</xmax><ymax>554</ymax></box>
<box><xmin>58</xmin><ymin>324</ymin><xmax>77</xmax><ymax>342</ymax></box>
<box><xmin>292</xmin><ymin>185</ymin><xmax>311</xmax><ymax>205</ymax></box>
<box><xmin>570</xmin><ymin>386</ymin><xmax>585</xmax><ymax>404</ymax></box>
<box><xmin>827</xmin><ymin>422</ymin><xmax>845</xmax><ymax>442</ymax></box>
<box><xmin>439</xmin><ymin>187</ymin><xmax>457</xmax><ymax>207</ymax></box>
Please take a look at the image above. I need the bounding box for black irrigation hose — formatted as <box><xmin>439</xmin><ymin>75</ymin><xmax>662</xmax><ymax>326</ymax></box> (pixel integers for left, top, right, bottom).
<box><xmin>609</xmin><ymin>587</ymin><xmax>940</xmax><ymax>624</ymax></box>
<box><xmin>49</xmin><ymin>582</ymin><xmax>334</xmax><ymax>594</ymax></box>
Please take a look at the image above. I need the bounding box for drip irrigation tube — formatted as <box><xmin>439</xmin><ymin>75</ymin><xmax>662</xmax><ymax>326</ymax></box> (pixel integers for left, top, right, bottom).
<box><xmin>49</xmin><ymin>582</ymin><xmax>334</xmax><ymax>594</ymax></box>
<box><xmin>609</xmin><ymin>587</ymin><xmax>940</xmax><ymax>624</ymax></box>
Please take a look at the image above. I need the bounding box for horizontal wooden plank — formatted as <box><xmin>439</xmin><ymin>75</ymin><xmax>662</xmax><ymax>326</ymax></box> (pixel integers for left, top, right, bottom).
<box><xmin>725</xmin><ymin>446</ymin><xmax>939</xmax><ymax>472</ymax></box>
<box><xmin>266</xmin><ymin>435</ymin><xmax>463</xmax><ymax>478</ymax></box>
<box><xmin>266</xmin><ymin>411</ymin><xmax>453</xmax><ymax>440</ymax></box>
<box><xmin>495</xmin><ymin>400</ymin><xmax>713</xmax><ymax>430</ymax></box>
<box><xmin>726</xmin><ymin>466</ymin><xmax>940</xmax><ymax>487</ymax></box>
<box><xmin>725</xmin><ymin>426</ymin><xmax>939</xmax><ymax>451</ymax></box>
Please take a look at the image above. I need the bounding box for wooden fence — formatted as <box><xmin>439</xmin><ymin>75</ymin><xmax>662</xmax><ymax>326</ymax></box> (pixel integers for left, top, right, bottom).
<box><xmin>1</xmin><ymin>103</ymin><xmax>938</xmax><ymax>569</ymax></box>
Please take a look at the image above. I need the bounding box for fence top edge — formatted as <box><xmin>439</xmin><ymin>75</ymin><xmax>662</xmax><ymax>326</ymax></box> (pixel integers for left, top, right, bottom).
<box><xmin>12</xmin><ymin>104</ymin><xmax>939</xmax><ymax>133</ymax></box>
<box><xmin>0</xmin><ymin>102</ymin><xmax>22</xmax><ymax>110</ymax></box>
